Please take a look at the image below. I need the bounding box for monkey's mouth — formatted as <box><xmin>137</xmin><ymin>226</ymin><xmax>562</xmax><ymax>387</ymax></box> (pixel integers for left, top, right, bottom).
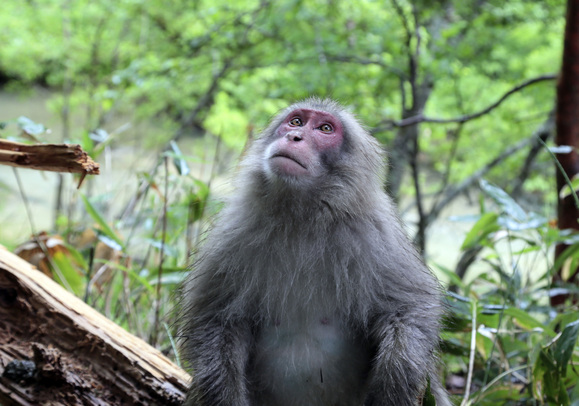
<box><xmin>270</xmin><ymin>153</ymin><xmax>307</xmax><ymax>169</ymax></box>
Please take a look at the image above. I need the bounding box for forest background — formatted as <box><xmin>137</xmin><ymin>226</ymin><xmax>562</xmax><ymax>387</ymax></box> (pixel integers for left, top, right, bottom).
<box><xmin>1</xmin><ymin>0</ymin><xmax>578</xmax><ymax>405</ymax></box>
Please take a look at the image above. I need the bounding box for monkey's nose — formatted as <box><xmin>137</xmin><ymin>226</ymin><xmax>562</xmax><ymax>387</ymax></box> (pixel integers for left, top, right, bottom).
<box><xmin>286</xmin><ymin>131</ymin><xmax>303</xmax><ymax>142</ymax></box>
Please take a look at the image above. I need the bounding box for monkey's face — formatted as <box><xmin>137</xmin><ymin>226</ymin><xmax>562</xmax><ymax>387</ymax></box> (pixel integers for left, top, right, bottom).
<box><xmin>264</xmin><ymin>108</ymin><xmax>344</xmax><ymax>180</ymax></box>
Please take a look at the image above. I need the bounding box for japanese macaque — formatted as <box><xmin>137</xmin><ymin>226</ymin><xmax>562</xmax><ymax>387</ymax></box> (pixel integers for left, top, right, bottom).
<box><xmin>180</xmin><ymin>98</ymin><xmax>451</xmax><ymax>406</ymax></box>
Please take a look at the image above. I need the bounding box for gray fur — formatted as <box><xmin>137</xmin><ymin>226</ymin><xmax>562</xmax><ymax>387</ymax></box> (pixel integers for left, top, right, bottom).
<box><xmin>180</xmin><ymin>98</ymin><xmax>451</xmax><ymax>406</ymax></box>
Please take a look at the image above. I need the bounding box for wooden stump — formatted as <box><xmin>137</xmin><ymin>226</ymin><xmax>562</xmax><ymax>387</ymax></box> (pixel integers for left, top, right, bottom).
<box><xmin>0</xmin><ymin>245</ymin><xmax>190</xmax><ymax>406</ymax></box>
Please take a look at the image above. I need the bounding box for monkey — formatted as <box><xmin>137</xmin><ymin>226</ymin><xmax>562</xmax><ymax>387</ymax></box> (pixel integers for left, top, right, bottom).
<box><xmin>180</xmin><ymin>98</ymin><xmax>451</xmax><ymax>406</ymax></box>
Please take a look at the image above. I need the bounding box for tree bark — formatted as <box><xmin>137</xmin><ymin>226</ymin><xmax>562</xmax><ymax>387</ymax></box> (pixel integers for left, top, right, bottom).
<box><xmin>387</xmin><ymin>80</ymin><xmax>432</xmax><ymax>200</ymax></box>
<box><xmin>553</xmin><ymin>0</ymin><xmax>579</xmax><ymax>306</ymax></box>
<box><xmin>0</xmin><ymin>139</ymin><xmax>99</xmax><ymax>175</ymax></box>
<box><xmin>0</xmin><ymin>245</ymin><xmax>190</xmax><ymax>405</ymax></box>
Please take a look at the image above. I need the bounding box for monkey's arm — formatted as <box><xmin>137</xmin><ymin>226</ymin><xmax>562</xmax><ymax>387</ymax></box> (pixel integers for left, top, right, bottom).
<box><xmin>183</xmin><ymin>316</ymin><xmax>252</xmax><ymax>406</ymax></box>
<box><xmin>359</xmin><ymin>214</ymin><xmax>447</xmax><ymax>406</ymax></box>
<box><xmin>365</xmin><ymin>307</ymin><xmax>440</xmax><ymax>406</ymax></box>
<box><xmin>362</xmin><ymin>302</ymin><xmax>443</xmax><ymax>406</ymax></box>
<box><xmin>181</xmin><ymin>263</ymin><xmax>253</xmax><ymax>406</ymax></box>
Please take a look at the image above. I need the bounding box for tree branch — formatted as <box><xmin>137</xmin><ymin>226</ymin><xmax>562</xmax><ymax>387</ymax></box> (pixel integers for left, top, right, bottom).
<box><xmin>0</xmin><ymin>140</ymin><xmax>100</xmax><ymax>176</ymax></box>
<box><xmin>391</xmin><ymin>0</ymin><xmax>413</xmax><ymax>50</ymax></box>
<box><xmin>425</xmin><ymin>134</ymin><xmax>536</xmax><ymax>227</ymax></box>
<box><xmin>376</xmin><ymin>74</ymin><xmax>557</xmax><ymax>131</ymax></box>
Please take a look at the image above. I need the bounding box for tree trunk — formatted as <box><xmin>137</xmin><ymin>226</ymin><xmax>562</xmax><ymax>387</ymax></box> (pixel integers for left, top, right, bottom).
<box><xmin>386</xmin><ymin>81</ymin><xmax>432</xmax><ymax>200</ymax></box>
<box><xmin>553</xmin><ymin>0</ymin><xmax>579</xmax><ymax>306</ymax></box>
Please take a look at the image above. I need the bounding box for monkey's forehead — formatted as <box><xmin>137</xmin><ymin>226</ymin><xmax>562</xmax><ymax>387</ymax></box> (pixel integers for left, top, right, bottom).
<box><xmin>280</xmin><ymin>100</ymin><xmax>359</xmax><ymax>130</ymax></box>
<box><xmin>282</xmin><ymin>108</ymin><xmax>342</xmax><ymax>123</ymax></box>
<box><xmin>287</xmin><ymin>98</ymin><xmax>345</xmax><ymax>115</ymax></box>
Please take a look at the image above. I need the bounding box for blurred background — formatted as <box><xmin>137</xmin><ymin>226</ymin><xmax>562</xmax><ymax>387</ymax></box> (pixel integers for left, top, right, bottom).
<box><xmin>1</xmin><ymin>1</ymin><xmax>577</xmax><ymax>404</ymax></box>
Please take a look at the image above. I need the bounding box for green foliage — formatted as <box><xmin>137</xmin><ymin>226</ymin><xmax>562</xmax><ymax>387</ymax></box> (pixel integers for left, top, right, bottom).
<box><xmin>442</xmin><ymin>181</ymin><xmax>579</xmax><ymax>405</ymax></box>
<box><xmin>70</xmin><ymin>166</ymin><xmax>209</xmax><ymax>348</ymax></box>
<box><xmin>0</xmin><ymin>0</ymin><xmax>563</xmax><ymax>185</ymax></box>
<box><xmin>51</xmin><ymin>249</ymin><xmax>85</xmax><ymax>296</ymax></box>
<box><xmin>461</xmin><ymin>212</ymin><xmax>500</xmax><ymax>250</ymax></box>
<box><xmin>0</xmin><ymin>1</ymin><xmax>574</xmax><ymax>402</ymax></box>
<box><xmin>80</xmin><ymin>194</ymin><xmax>125</xmax><ymax>250</ymax></box>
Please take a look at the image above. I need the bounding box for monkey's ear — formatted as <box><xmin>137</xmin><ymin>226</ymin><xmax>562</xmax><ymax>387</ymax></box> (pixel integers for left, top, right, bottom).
<box><xmin>421</xmin><ymin>378</ymin><xmax>437</xmax><ymax>406</ymax></box>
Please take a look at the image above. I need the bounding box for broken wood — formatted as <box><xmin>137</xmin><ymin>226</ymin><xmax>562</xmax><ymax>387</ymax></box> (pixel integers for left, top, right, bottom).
<box><xmin>0</xmin><ymin>139</ymin><xmax>100</xmax><ymax>175</ymax></box>
<box><xmin>0</xmin><ymin>245</ymin><xmax>190</xmax><ymax>406</ymax></box>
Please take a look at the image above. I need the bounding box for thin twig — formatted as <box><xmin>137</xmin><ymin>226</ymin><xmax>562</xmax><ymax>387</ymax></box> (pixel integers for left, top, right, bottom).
<box><xmin>410</xmin><ymin>134</ymin><xmax>425</xmax><ymax>253</ymax></box>
<box><xmin>12</xmin><ymin>168</ymin><xmax>73</xmax><ymax>292</ymax></box>
<box><xmin>411</xmin><ymin>3</ymin><xmax>421</xmax><ymax>71</ymax></box>
<box><xmin>461</xmin><ymin>300</ymin><xmax>477</xmax><ymax>406</ymax></box>
<box><xmin>164</xmin><ymin>322</ymin><xmax>181</xmax><ymax>368</ymax></box>
<box><xmin>57</xmin><ymin>0</ymin><xmax>73</xmax><ymax>230</ymax></box>
<box><xmin>470</xmin><ymin>365</ymin><xmax>528</xmax><ymax>405</ymax></box>
<box><xmin>391</xmin><ymin>0</ymin><xmax>412</xmax><ymax>48</ymax></box>
<box><xmin>539</xmin><ymin>136</ymin><xmax>579</xmax><ymax>209</ymax></box>
<box><xmin>151</xmin><ymin>156</ymin><xmax>169</xmax><ymax>346</ymax></box>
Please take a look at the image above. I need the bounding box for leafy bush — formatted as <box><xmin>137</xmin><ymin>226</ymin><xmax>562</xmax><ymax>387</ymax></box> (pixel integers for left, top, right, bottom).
<box><xmin>440</xmin><ymin>181</ymin><xmax>579</xmax><ymax>405</ymax></box>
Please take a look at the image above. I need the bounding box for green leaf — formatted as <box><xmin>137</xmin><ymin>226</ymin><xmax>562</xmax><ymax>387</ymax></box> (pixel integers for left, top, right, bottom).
<box><xmin>17</xmin><ymin>116</ymin><xmax>46</xmax><ymax>136</ymax></box>
<box><xmin>554</xmin><ymin>319</ymin><xmax>579</xmax><ymax>376</ymax></box>
<box><xmin>503</xmin><ymin>307</ymin><xmax>556</xmax><ymax>337</ymax></box>
<box><xmin>570</xmin><ymin>381</ymin><xmax>579</xmax><ymax>405</ymax></box>
<box><xmin>169</xmin><ymin>140</ymin><xmax>190</xmax><ymax>176</ymax></box>
<box><xmin>98</xmin><ymin>234</ymin><xmax>123</xmax><ymax>252</ymax></box>
<box><xmin>497</xmin><ymin>212</ymin><xmax>546</xmax><ymax>231</ymax></box>
<box><xmin>461</xmin><ymin>212</ymin><xmax>500</xmax><ymax>250</ymax></box>
<box><xmin>533</xmin><ymin>349</ymin><xmax>560</xmax><ymax>403</ymax></box>
<box><xmin>480</xmin><ymin>179</ymin><xmax>526</xmax><ymax>221</ymax></box>
<box><xmin>52</xmin><ymin>251</ymin><xmax>84</xmax><ymax>296</ymax></box>
<box><xmin>188</xmin><ymin>179</ymin><xmax>210</xmax><ymax>222</ymax></box>
<box><xmin>422</xmin><ymin>379</ymin><xmax>436</xmax><ymax>406</ymax></box>
<box><xmin>559</xmin><ymin>174</ymin><xmax>579</xmax><ymax>200</ymax></box>
<box><xmin>80</xmin><ymin>130</ymin><xmax>95</xmax><ymax>153</ymax></box>
<box><xmin>551</xmin><ymin>244</ymin><xmax>579</xmax><ymax>278</ymax></box>
<box><xmin>114</xmin><ymin>263</ymin><xmax>155</xmax><ymax>293</ymax></box>
<box><xmin>433</xmin><ymin>263</ymin><xmax>465</xmax><ymax>288</ymax></box>
<box><xmin>439</xmin><ymin>338</ymin><xmax>470</xmax><ymax>357</ymax></box>
<box><xmin>80</xmin><ymin>194</ymin><xmax>125</xmax><ymax>250</ymax></box>
<box><xmin>62</xmin><ymin>243</ymin><xmax>89</xmax><ymax>269</ymax></box>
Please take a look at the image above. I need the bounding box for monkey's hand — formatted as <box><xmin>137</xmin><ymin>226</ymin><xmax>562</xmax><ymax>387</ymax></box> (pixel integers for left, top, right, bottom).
<box><xmin>366</xmin><ymin>311</ymin><xmax>439</xmax><ymax>406</ymax></box>
<box><xmin>182</xmin><ymin>319</ymin><xmax>252</xmax><ymax>406</ymax></box>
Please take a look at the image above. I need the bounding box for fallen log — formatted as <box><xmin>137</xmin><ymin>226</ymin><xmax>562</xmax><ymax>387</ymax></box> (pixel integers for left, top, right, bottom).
<box><xmin>0</xmin><ymin>245</ymin><xmax>190</xmax><ymax>406</ymax></box>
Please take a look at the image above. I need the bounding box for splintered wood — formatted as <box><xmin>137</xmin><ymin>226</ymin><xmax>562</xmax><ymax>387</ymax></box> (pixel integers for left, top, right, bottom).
<box><xmin>0</xmin><ymin>245</ymin><xmax>190</xmax><ymax>406</ymax></box>
<box><xmin>0</xmin><ymin>139</ymin><xmax>100</xmax><ymax>175</ymax></box>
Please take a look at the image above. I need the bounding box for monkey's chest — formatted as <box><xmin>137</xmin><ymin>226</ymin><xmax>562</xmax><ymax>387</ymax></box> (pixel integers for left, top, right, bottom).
<box><xmin>249</xmin><ymin>316</ymin><xmax>371</xmax><ymax>406</ymax></box>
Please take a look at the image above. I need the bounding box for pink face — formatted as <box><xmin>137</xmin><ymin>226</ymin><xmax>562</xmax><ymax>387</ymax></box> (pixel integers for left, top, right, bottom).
<box><xmin>266</xmin><ymin>109</ymin><xmax>344</xmax><ymax>178</ymax></box>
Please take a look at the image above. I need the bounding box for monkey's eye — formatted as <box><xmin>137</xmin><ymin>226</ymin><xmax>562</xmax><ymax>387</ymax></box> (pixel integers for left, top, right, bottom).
<box><xmin>319</xmin><ymin>124</ymin><xmax>334</xmax><ymax>133</ymax></box>
<box><xmin>289</xmin><ymin>117</ymin><xmax>302</xmax><ymax>126</ymax></box>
